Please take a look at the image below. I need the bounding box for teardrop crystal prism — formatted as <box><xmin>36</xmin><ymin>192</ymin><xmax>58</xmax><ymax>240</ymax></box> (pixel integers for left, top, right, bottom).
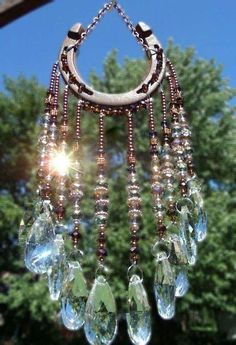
<box><xmin>192</xmin><ymin>190</ymin><xmax>204</xmax><ymax>208</ymax></box>
<box><xmin>175</xmin><ymin>268</ymin><xmax>189</xmax><ymax>298</ymax></box>
<box><xmin>61</xmin><ymin>261</ymin><xmax>88</xmax><ymax>331</ymax></box>
<box><xmin>84</xmin><ymin>275</ymin><xmax>117</xmax><ymax>345</ymax></box>
<box><xmin>169</xmin><ymin>234</ymin><xmax>188</xmax><ymax>266</ymax></box>
<box><xmin>154</xmin><ymin>253</ymin><xmax>176</xmax><ymax>320</ymax></box>
<box><xmin>179</xmin><ymin>207</ymin><xmax>197</xmax><ymax>265</ymax></box>
<box><xmin>19</xmin><ymin>200</ymin><xmax>44</xmax><ymax>248</ymax></box>
<box><xmin>195</xmin><ymin>207</ymin><xmax>207</xmax><ymax>242</ymax></box>
<box><xmin>126</xmin><ymin>274</ymin><xmax>151</xmax><ymax>345</ymax></box>
<box><xmin>24</xmin><ymin>201</ymin><xmax>57</xmax><ymax>274</ymax></box>
<box><xmin>48</xmin><ymin>235</ymin><xmax>65</xmax><ymax>301</ymax></box>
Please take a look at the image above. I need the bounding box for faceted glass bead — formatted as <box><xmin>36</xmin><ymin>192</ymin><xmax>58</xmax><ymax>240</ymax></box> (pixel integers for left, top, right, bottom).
<box><xmin>192</xmin><ymin>190</ymin><xmax>204</xmax><ymax>208</ymax></box>
<box><xmin>154</xmin><ymin>253</ymin><xmax>176</xmax><ymax>320</ymax></box>
<box><xmin>179</xmin><ymin>207</ymin><xmax>197</xmax><ymax>266</ymax></box>
<box><xmin>188</xmin><ymin>178</ymin><xmax>201</xmax><ymax>194</ymax></box>
<box><xmin>171</xmin><ymin>125</ymin><xmax>182</xmax><ymax>138</ymax></box>
<box><xmin>24</xmin><ymin>201</ymin><xmax>57</xmax><ymax>274</ymax></box>
<box><xmin>19</xmin><ymin>200</ymin><xmax>43</xmax><ymax>248</ymax></box>
<box><xmin>169</xmin><ymin>234</ymin><xmax>188</xmax><ymax>265</ymax></box>
<box><xmin>152</xmin><ymin>238</ymin><xmax>170</xmax><ymax>259</ymax></box>
<box><xmin>84</xmin><ymin>275</ymin><xmax>117</xmax><ymax>345</ymax></box>
<box><xmin>48</xmin><ymin>265</ymin><xmax>63</xmax><ymax>301</ymax></box>
<box><xmin>175</xmin><ymin>268</ymin><xmax>189</xmax><ymax>298</ymax></box>
<box><xmin>195</xmin><ymin>207</ymin><xmax>207</xmax><ymax>242</ymax></box>
<box><xmin>126</xmin><ymin>274</ymin><xmax>151</xmax><ymax>345</ymax></box>
<box><xmin>61</xmin><ymin>261</ymin><xmax>88</xmax><ymax>331</ymax></box>
<box><xmin>47</xmin><ymin>235</ymin><xmax>65</xmax><ymax>301</ymax></box>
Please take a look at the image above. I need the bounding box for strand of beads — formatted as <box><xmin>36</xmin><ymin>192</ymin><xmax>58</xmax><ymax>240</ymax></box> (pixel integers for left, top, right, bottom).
<box><xmin>38</xmin><ymin>62</ymin><xmax>58</xmax><ymax>199</ymax></box>
<box><xmin>47</xmin><ymin>85</ymin><xmax>70</xmax><ymax>302</ymax></box>
<box><xmin>70</xmin><ymin>101</ymin><xmax>84</xmax><ymax>248</ymax></box>
<box><xmin>23</xmin><ymin>64</ymin><xmax>60</xmax><ymax>276</ymax></box>
<box><xmin>160</xmin><ymin>91</ymin><xmax>177</xmax><ymax>226</ymax></box>
<box><xmin>84</xmin><ymin>113</ymin><xmax>117</xmax><ymax>345</ymax></box>
<box><xmin>95</xmin><ymin>113</ymin><xmax>109</xmax><ymax>265</ymax></box>
<box><xmin>168</xmin><ymin>62</ymin><xmax>207</xmax><ymax>243</ymax></box>
<box><xmin>147</xmin><ymin>97</ymin><xmax>166</xmax><ymax>237</ymax></box>
<box><xmin>61</xmin><ymin>101</ymin><xmax>88</xmax><ymax>331</ymax></box>
<box><xmin>127</xmin><ymin>112</ymin><xmax>141</xmax><ymax>266</ymax></box>
<box><xmin>161</xmin><ymin>88</ymin><xmax>190</xmax><ymax>300</ymax></box>
<box><xmin>54</xmin><ymin>85</ymin><xmax>69</xmax><ymax>225</ymax></box>
<box><xmin>146</xmin><ymin>97</ymin><xmax>176</xmax><ymax>320</ymax></box>
<box><xmin>167</xmin><ymin>61</ymin><xmax>198</xmax><ymax>278</ymax></box>
<box><xmin>126</xmin><ymin>111</ymin><xmax>151</xmax><ymax>345</ymax></box>
<box><xmin>47</xmin><ymin>71</ymin><xmax>60</xmax><ymax>197</ymax></box>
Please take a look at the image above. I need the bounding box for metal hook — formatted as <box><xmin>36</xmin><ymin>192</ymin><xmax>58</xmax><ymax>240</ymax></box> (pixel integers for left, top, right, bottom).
<box><xmin>109</xmin><ymin>0</ymin><xmax>117</xmax><ymax>11</ymax></box>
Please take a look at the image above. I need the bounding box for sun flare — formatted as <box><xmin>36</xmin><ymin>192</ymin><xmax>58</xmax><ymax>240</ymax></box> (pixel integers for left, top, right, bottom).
<box><xmin>51</xmin><ymin>151</ymin><xmax>71</xmax><ymax>176</ymax></box>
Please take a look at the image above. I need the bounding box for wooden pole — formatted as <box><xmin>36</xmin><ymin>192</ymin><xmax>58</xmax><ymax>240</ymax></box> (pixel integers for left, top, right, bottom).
<box><xmin>0</xmin><ymin>0</ymin><xmax>53</xmax><ymax>28</ymax></box>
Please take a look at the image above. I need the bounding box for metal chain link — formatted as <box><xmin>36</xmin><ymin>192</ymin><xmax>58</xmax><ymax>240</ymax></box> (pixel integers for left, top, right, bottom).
<box><xmin>114</xmin><ymin>2</ymin><xmax>150</xmax><ymax>53</ymax></box>
<box><xmin>68</xmin><ymin>1</ymin><xmax>158</xmax><ymax>55</ymax></box>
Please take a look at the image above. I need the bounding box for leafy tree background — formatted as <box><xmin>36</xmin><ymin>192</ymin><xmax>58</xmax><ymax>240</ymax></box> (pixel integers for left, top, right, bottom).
<box><xmin>0</xmin><ymin>43</ymin><xmax>236</xmax><ymax>345</ymax></box>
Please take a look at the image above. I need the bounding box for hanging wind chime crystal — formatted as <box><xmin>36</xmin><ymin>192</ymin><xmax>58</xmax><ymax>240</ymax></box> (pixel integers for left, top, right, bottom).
<box><xmin>19</xmin><ymin>1</ymin><xmax>207</xmax><ymax>344</ymax></box>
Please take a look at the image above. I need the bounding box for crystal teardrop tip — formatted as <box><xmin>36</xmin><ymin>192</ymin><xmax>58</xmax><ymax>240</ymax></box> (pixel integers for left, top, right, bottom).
<box><xmin>179</xmin><ymin>207</ymin><xmax>197</xmax><ymax>266</ymax></box>
<box><xmin>24</xmin><ymin>201</ymin><xmax>56</xmax><ymax>274</ymax></box>
<box><xmin>154</xmin><ymin>253</ymin><xmax>176</xmax><ymax>320</ymax></box>
<box><xmin>126</xmin><ymin>274</ymin><xmax>151</xmax><ymax>345</ymax></box>
<box><xmin>175</xmin><ymin>269</ymin><xmax>189</xmax><ymax>298</ymax></box>
<box><xmin>61</xmin><ymin>261</ymin><xmax>88</xmax><ymax>331</ymax></box>
<box><xmin>84</xmin><ymin>275</ymin><xmax>117</xmax><ymax>345</ymax></box>
<box><xmin>195</xmin><ymin>208</ymin><xmax>207</xmax><ymax>242</ymax></box>
<box><xmin>48</xmin><ymin>235</ymin><xmax>65</xmax><ymax>301</ymax></box>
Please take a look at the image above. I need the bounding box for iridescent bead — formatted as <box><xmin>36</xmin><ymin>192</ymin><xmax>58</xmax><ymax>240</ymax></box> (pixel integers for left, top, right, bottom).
<box><xmin>151</xmin><ymin>165</ymin><xmax>160</xmax><ymax>175</ymax></box>
<box><xmin>182</xmin><ymin>139</ymin><xmax>191</xmax><ymax>148</ymax></box>
<box><xmin>96</xmin><ymin>203</ymin><xmax>109</xmax><ymax>213</ymax></box>
<box><xmin>71</xmin><ymin>189</ymin><xmax>84</xmax><ymax>201</ymax></box>
<box><xmin>155</xmin><ymin>211</ymin><xmax>164</xmax><ymax>221</ymax></box>
<box><xmin>38</xmin><ymin>134</ymin><xmax>48</xmax><ymax>146</ymax></box>
<box><xmin>128</xmin><ymin>172</ymin><xmax>137</xmax><ymax>183</ymax></box>
<box><xmin>95</xmin><ymin>211</ymin><xmax>108</xmax><ymax>221</ymax></box>
<box><xmin>151</xmin><ymin>183</ymin><xmax>163</xmax><ymax>195</ymax></box>
<box><xmin>128</xmin><ymin>197</ymin><xmax>141</xmax><ymax>208</ymax></box>
<box><xmin>154</xmin><ymin>203</ymin><xmax>165</xmax><ymax>212</ymax></box>
<box><xmin>94</xmin><ymin>186</ymin><xmax>108</xmax><ymax>197</ymax></box>
<box><xmin>181</xmin><ymin>126</ymin><xmax>192</xmax><ymax>137</ymax></box>
<box><xmin>172</xmin><ymin>125</ymin><xmax>182</xmax><ymax>138</ymax></box>
<box><xmin>162</xmin><ymin>168</ymin><xmax>174</xmax><ymax>179</ymax></box>
<box><xmin>177</xmin><ymin>159</ymin><xmax>187</xmax><ymax>170</ymax></box>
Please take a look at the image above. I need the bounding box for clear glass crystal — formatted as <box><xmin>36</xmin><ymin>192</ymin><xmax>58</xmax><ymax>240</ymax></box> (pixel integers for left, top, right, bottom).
<box><xmin>195</xmin><ymin>207</ymin><xmax>207</xmax><ymax>242</ymax></box>
<box><xmin>19</xmin><ymin>200</ymin><xmax>43</xmax><ymax>248</ymax></box>
<box><xmin>24</xmin><ymin>201</ymin><xmax>57</xmax><ymax>274</ymax></box>
<box><xmin>179</xmin><ymin>207</ymin><xmax>197</xmax><ymax>265</ymax></box>
<box><xmin>175</xmin><ymin>268</ymin><xmax>189</xmax><ymax>298</ymax></box>
<box><xmin>61</xmin><ymin>261</ymin><xmax>88</xmax><ymax>331</ymax></box>
<box><xmin>126</xmin><ymin>274</ymin><xmax>151</xmax><ymax>345</ymax></box>
<box><xmin>168</xmin><ymin>234</ymin><xmax>188</xmax><ymax>265</ymax></box>
<box><xmin>154</xmin><ymin>253</ymin><xmax>176</xmax><ymax>320</ymax></box>
<box><xmin>193</xmin><ymin>191</ymin><xmax>204</xmax><ymax>208</ymax></box>
<box><xmin>188</xmin><ymin>177</ymin><xmax>201</xmax><ymax>194</ymax></box>
<box><xmin>48</xmin><ymin>235</ymin><xmax>65</xmax><ymax>301</ymax></box>
<box><xmin>84</xmin><ymin>275</ymin><xmax>117</xmax><ymax>345</ymax></box>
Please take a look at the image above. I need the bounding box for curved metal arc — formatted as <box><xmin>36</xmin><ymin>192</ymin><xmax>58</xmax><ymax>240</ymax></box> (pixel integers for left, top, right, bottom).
<box><xmin>59</xmin><ymin>22</ymin><xmax>166</xmax><ymax>108</ymax></box>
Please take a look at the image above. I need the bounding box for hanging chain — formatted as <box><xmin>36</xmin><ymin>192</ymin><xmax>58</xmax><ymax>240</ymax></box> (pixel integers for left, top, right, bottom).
<box><xmin>68</xmin><ymin>2</ymin><xmax>152</xmax><ymax>54</ymax></box>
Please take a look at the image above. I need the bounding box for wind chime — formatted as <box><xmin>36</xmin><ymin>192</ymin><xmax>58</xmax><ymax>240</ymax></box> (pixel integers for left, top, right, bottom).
<box><xmin>19</xmin><ymin>2</ymin><xmax>207</xmax><ymax>345</ymax></box>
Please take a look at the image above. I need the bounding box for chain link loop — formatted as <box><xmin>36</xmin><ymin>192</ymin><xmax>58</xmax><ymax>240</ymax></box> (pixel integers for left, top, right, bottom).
<box><xmin>69</xmin><ymin>1</ymin><xmax>156</xmax><ymax>55</ymax></box>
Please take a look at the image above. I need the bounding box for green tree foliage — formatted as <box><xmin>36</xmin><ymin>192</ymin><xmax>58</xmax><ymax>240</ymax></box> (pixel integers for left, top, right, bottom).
<box><xmin>0</xmin><ymin>44</ymin><xmax>236</xmax><ymax>344</ymax></box>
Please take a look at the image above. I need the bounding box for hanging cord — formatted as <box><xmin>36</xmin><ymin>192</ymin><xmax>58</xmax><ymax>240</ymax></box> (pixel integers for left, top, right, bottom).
<box><xmin>66</xmin><ymin>1</ymin><xmax>158</xmax><ymax>56</ymax></box>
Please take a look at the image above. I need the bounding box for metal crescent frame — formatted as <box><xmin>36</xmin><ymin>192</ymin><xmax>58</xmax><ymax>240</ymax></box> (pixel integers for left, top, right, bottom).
<box><xmin>59</xmin><ymin>22</ymin><xmax>166</xmax><ymax>109</ymax></box>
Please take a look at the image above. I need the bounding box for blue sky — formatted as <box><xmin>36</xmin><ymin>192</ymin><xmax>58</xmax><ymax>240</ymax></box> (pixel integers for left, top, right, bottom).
<box><xmin>1</xmin><ymin>0</ymin><xmax>236</xmax><ymax>98</ymax></box>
